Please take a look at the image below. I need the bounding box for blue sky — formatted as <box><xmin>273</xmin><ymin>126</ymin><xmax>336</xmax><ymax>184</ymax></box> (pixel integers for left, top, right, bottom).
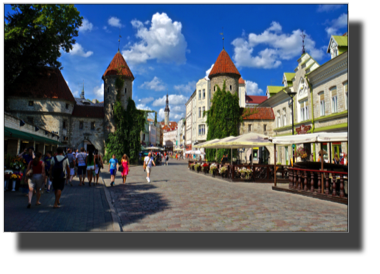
<box><xmin>5</xmin><ymin>4</ymin><xmax>348</xmax><ymax>122</ymax></box>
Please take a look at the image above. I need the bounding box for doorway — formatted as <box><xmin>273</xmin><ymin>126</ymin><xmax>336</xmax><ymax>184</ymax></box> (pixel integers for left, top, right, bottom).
<box><xmin>87</xmin><ymin>144</ymin><xmax>95</xmax><ymax>153</ymax></box>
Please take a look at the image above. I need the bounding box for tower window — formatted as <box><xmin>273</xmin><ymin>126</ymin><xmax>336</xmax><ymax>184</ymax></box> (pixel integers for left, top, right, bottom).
<box><xmin>107</xmin><ymin>87</ymin><xmax>109</xmax><ymax>93</ymax></box>
<box><xmin>230</xmin><ymin>85</ymin><xmax>232</xmax><ymax>91</ymax></box>
<box><xmin>111</xmin><ymin>104</ymin><xmax>114</xmax><ymax>110</ymax></box>
<box><xmin>248</xmin><ymin>124</ymin><xmax>252</xmax><ymax>132</ymax></box>
<box><xmin>264</xmin><ymin>124</ymin><xmax>267</xmax><ymax>132</ymax></box>
<box><xmin>125</xmin><ymin>88</ymin><xmax>127</xmax><ymax>94</ymax></box>
<box><xmin>65</xmin><ymin>103</ymin><xmax>69</xmax><ymax>109</ymax></box>
<box><xmin>63</xmin><ymin>120</ymin><xmax>67</xmax><ymax>129</ymax></box>
<box><xmin>214</xmin><ymin>86</ymin><xmax>216</xmax><ymax>91</ymax></box>
<box><xmin>79</xmin><ymin>121</ymin><xmax>83</xmax><ymax>130</ymax></box>
<box><xmin>91</xmin><ymin>122</ymin><xmax>95</xmax><ymax>130</ymax></box>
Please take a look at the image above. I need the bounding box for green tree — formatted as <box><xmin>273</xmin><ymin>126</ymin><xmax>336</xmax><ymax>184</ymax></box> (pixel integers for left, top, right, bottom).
<box><xmin>205</xmin><ymin>81</ymin><xmax>242</xmax><ymax>163</ymax></box>
<box><xmin>4</xmin><ymin>4</ymin><xmax>82</xmax><ymax>94</ymax></box>
<box><xmin>105</xmin><ymin>70</ymin><xmax>146</xmax><ymax>164</ymax></box>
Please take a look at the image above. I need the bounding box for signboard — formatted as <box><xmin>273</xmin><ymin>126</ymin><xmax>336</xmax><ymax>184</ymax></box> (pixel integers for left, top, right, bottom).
<box><xmin>295</xmin><ymin>124</ymin><xmax>311</xmax><ymax>134</ymax></box>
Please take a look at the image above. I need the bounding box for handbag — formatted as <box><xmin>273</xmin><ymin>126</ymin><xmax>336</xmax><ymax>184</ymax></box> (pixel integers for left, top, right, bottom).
<box><xmin>118</xmin><ymin>165</ymin><xmax>123</xmax><ymax>172</ymax></box>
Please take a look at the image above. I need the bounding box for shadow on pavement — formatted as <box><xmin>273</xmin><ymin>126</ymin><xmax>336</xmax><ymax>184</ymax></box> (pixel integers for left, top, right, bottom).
<box><xmin>110</xmin><ymin>183</ymin><xmax>170</xmax><ymax>228</ymax></box>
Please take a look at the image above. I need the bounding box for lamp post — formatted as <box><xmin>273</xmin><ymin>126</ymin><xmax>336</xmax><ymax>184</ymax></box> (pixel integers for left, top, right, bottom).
<box><xmin>288</xmin><ymin>92</ymin><xmax>297</xmax><ymax>165</ymax></box>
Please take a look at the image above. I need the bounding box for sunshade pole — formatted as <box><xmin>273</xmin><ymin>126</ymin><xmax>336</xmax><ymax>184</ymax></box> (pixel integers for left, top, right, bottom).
<box><xmin>321</xmin><ymin>142</ymin><xmax>324</xmax><ymax>194</ymax></box>
<box><xmin>274</xmin><ymin>144</ymin><xmax>277</xmax><ymax>187</ymax></box>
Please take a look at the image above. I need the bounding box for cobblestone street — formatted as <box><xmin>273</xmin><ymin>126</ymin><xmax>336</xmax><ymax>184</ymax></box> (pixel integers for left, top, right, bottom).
<box><xmin>4</xmin><ymin>159</ymin><xmax>347</xmax><ymax>232</ymax></box>
<box><xmin>104</xmin><ymin>160</ymin><xmax>348</xmax><ymax>232</ymax></box>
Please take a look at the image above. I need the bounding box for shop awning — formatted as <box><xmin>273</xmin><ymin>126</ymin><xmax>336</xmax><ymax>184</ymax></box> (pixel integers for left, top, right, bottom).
<box><xmin>215</xmin><ymin>133</ymin><xmax>272</xmax><ymax>148</ymax></box>
<box><xmin>4</xmin><ymin>127</ymin><xmax>60</xmax><ymax>145</ymax></box>
<box><xmin>195</xmin><ymin>136</ymin><xmax>237</xmax><ymax>149</ymax></box>
<box><xmin>270</xmin><ymin>132</ymin><xmax>347</xmax><ymax>145</ymax></box>
<box><xmin>193</xmin><ymin>138</ymin><xmax>220</xmax><ymax>148</ymax></box>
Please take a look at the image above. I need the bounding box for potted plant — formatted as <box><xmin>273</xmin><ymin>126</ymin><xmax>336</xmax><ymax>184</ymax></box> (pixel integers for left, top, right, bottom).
<box><xmin>210</xmin><ymin>163</ymin><xmax>218</xmax><ymax>177</ymax></box>
<box><xmin>245</xmin><ymin>168</ymin><xmax>253</xmax><ymax>179</ymax></box>
<box><xmin>239</xmin><ymin>167</ymin><xmax>247</xmax><ymax>178</ymax></box>
<box><xmin>201</xmin><ymin>163</ymin><xmax>209</xmax><ymax>174</ymax></box>
<box><xmin>295</xmin><ymin>147</ymin><xmax>310</xmax><ymax>162</ymax></box>
<box><xmin>10</xmin><ymin>156</ymin><xmax>27</xmax><ymax>171</ymax></box>
<box><xmin>219</xmin><ymin>166</ymin><xmax>228</xmax><ymax>177</ymax></box>
<box><xmin>194</xmin><ymin>163</ymin><xmax>201</xmax><ymax>173</ymax></box>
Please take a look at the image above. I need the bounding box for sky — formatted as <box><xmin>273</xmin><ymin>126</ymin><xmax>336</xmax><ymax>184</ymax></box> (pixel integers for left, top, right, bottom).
<box><xmin>5</xmin><ymin>4</ymin><xmax>348</xmax><ymax>122</ymax></box>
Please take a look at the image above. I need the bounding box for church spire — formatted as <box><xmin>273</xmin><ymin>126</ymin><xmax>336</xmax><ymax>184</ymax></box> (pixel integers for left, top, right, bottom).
<box><xmin>80</xmin><ymin>81</ymin><xmax>85</xmax><ymax>99</ymax></box>
<box><xmin>164</xmin><ymin>93</ymin><xmax>170</xmax><ymax>112</ymax></box>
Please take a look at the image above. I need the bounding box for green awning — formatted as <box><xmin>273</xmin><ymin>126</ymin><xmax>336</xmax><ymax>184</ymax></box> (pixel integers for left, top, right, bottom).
<box><xmin>4</xmin><ymin>127</ymin><xmax>60</xmax><ymax>145</ymax></box>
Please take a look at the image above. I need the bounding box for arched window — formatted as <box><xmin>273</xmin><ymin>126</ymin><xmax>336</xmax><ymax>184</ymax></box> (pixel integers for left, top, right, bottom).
<box><xmin>298</xmin><ymin>78</ymin><xmax>305</xmax><ymax>95</ymax></box>
<box><xmin>214</xmin><ymin>86</ymin><xmax>216</xmax><ymax>91</ymax></box>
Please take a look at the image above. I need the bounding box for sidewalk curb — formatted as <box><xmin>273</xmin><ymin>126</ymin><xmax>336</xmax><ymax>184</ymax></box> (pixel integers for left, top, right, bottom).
<box><xmin>100</xmin><ymin>175</ymin><xmax>122</xmax><ymax>232</ymax></box>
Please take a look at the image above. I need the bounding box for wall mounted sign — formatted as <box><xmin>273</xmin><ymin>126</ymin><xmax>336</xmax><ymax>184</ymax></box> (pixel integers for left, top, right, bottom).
<box><xmin>295</xmin><ymin>124</ymin><xmax>311</xmax><ymax>134</ymax></box>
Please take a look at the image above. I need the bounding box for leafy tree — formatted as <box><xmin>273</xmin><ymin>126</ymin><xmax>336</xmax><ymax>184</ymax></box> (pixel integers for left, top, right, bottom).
<box><xmin>4</xmin><ymin>4</ymin><xmax>82</xmax><ymax>94</ymax></box>
<box><xmin>205</xmin><ymin>81</ymin><xmax>242</xmax><ymax>163</ymax></box>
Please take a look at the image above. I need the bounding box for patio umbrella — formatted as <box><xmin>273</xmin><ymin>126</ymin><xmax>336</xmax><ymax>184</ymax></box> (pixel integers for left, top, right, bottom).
<box><xmin>193</xmin><ymin>138</ymin><xmax>220</xmax><ymax>148</ymax></box>
<box><xmin>200</xmin><ymin>136</ymin><xmax>237</xmax><ymax>149</ymax></box>
<box><xmin>215</xmin><ymin>132</ymin><xmax>272</xmax><ymax>148</ymax></box>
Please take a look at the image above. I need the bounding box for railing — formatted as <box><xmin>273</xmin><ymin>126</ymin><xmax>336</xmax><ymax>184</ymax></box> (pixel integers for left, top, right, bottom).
<box><xmin>287</xmin><ymin>167</ymin><xmax>348</xmax><ymax>198</ymax></box>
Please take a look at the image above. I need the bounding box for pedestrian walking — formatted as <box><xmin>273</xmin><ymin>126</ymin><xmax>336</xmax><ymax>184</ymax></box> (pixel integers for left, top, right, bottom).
<box><xmin>121</xmin><ymin>154</ymin><xmax>130</xmax><ymax>184</ymax></box>
<box><xmin>86</xmin><ymin>150</ymin><xmax>95</xmax><ymax>186</ymax></box>
<box><xmin>26</xmin><ymin>152</ymin><xmax>45</xmax><ymax>208</ymax></box>
<box><xmin>333</xmin><ymin>153</ymin><xmax>340</xmax><ymax>165</ymax></box>
<box><xmin>49</xmin><ymin>147</ymin><xmax>70</xmax><ymax>209</ymax></box>
<box><xmin>143</xmin><ymin>152</ymin><xmax>156</xmax><ymax>183</ymax></box>
<box><xmin>76</xmin><ymin>147</ymin><xmax>87</xmax><ymax>186</ymax></box>
<box><xmin>19</xmin><ymin>146</ymin><xmax>35</xmax><ymax>186</ymax></box>
<box><xmin>109</xmin><ymin>154</ymin><xmax>118</xmax><ymax>187</ymax></box>
<box><xmin>94</xmin><ymin>150</ymin><xmax>103</xmax><ymax>185</ymax></box>
<box><xmin>66</xmin><ymin>148</ymin><xmax>75</xmax><ymax>186</ymax></box>
<box><xmin>43</xmin><ymin>151</ymin><xmax>53</xmax><ymax>193</ymax></box>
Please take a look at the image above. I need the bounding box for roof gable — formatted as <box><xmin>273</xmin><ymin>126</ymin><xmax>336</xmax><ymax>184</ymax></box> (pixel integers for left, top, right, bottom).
<box><xmin>209</xmin><ymin>49</ymin><xmax>241</xmax><ymax>79</ymax></box>
<box><xmin>11</xmin><ymin>67</ymin><xmax>76</xmax><ymax>103</ymax></box>
<box><xmin>327</xmin><ymin>35</ymin><xmax>348</xmax><ymax>53</ymax></box>
<box><xmin>102</xmin><ymin>51</ymin><xmax>134</xmax><ymax>80</ymax></box>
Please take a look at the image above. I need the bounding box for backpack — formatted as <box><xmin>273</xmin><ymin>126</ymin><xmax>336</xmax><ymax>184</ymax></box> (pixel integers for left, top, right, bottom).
<box><xmin>52</xmin><ymin>156</ymin><xmax>67</xmax><ymax>180</ymax></box>
<box><xmin>68</xmin><ymin>154</ymin><xmax>75</xmax><ymax>169</ymax></box>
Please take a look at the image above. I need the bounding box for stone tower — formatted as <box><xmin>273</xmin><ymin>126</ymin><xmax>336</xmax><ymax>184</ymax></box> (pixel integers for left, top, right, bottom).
<box><xmin>208</xmin><ymin>49</ymin><xmax>241</xmax><ymax>100</ymax></box>
<box><xmin>102</xmin><ymin>50</ymin><xmax>135</xmax><ymax>140</ymax></box>
<box><xmin>164</xmin><ymin>93</ymin><xmax>170</xmax><ymax>126</ymax></box>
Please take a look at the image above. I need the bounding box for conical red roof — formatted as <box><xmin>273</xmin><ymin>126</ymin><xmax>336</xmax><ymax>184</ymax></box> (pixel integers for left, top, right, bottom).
<box><xmin>239</xmin><ymin>77</ymin><xmax>245</xmax><ymax>84</ymax></box>
<box><xmin>208</xmin><ymin>49</ymin><xmax>241</xmax><ymax>79</ymax></box>
<box><xmin>102</xmin><ymin>51</ymin><xmax>134</xmax><ymax>80</ymax></box>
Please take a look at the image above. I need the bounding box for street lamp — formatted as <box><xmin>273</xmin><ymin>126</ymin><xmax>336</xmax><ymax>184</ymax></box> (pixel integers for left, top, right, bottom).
<box><xmin>288</xmin><ymin>92</ymin><xmax>297</xmax><ymax>165</ymax></box>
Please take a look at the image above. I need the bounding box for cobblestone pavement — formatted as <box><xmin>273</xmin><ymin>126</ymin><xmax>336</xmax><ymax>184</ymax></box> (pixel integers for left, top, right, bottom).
<box><xmin>4</xmin><ymin>176</ymin><xmax>114</xmax><ymax>232</ymax></box>
<box><xmin>104</xmin><ymin>160</ymin><xmax>348</xmax><ymax>232</ymax></box>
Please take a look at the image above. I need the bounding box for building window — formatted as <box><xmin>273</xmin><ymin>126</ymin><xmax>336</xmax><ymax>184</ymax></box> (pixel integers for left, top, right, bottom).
<box><xmin>344</xmin><ymin>82</ymin><xmax>348</xmax><ymax>109</ymax></box>
<box><xmin>63</xmin><ymin>120</ymin><xmax>67</xmax><ymax>129</ymax></box>
<box><xmin>330</xmin><ymin>86</ymin><xmax>338</xmax><ymax>113</ymax></box>
<box><xmin>198</xmin><ymin>90</ymin><xmax>201</xmax><ymax>100</ymax></box>
<box><xmin>214</xmin><ymin>86</ymin><xmax>216</xmax><ymax>91</ymax></box>
<box><xmin>27</xmin><ymin>117</ymin><xmax>33</xmax><ymax>124</ymax></box>
<box><xmin>248</xmin><ymin>124</ymin><xmax>252</xmax><ymax>132</ymax></box>
<box><xmin>277</xmin><ymin>111</ymin><xmax>281</xmax><ymax>128</ymax></box>
<box><xmin>28</xmin><ymin>101</ymin><xmax>34</xmax><ymax>106</ymax></box>
<box><xmin>264</xmin><ymin>124</ymin><xmax>267</xmax><ymax>132</ymax></box>
<box><xmin>320</xmin><ymin>93</ymin><xmax>325</xmax><ymax>116</ymax></box>
<box><xmin>298</xmin><ymin>78</ymin><xmax>305</xmax><ymax>95</ymax></box>
<box><xmin>198</xmin><ymin>124</ymin><xmax>205</xmax><ymax>135</ymax></box>
<box><xmin>282</xmin><ymin>109</ymin><xmax>286</xmax><ymax>126</ymax></box>
<box><xmin>203</xmin><ymin>89</ymin><xmax>205</xmax><ymax>99</ymax></box>
<box><xmin>198</xmin><ymin>107</ymin><xmax>201</xmax><ymax>118</ymax></box>
<box><xmin>107</xmin><ymin>87</ymin><xmax>109</xmax><ymax>93</ymax></box>
<box><xmin>91</xmin><ymin>122</ymin><xmax>95</xmax><ymax>130</ymax></box>
<box><xmin>79</xmin><ymin>121</ymin><xmax>83</xmax><ymax>130</ymax></box>
<box><xmin>65</xmin><ymin>103</ymin><xmax>69</xmax><ymax>109</ymax></box>
<box><xmin>125</xmin><ymin>87</ymin><xmax>127</xmax><ymax>94</ymax></box>
<box><xmin>202</xmin><ymin>106</ymin><xmax>205</xmax><ymax>117</ymax></box>
<box><xmin>230</xmin><ymin>85</ymin><xmax>232</xmax><ymax>91</ymax></box>
<box><xmin>299</xmin><ymin>100</ymin><xmax>309</xmax><ymax>121</ymax></box>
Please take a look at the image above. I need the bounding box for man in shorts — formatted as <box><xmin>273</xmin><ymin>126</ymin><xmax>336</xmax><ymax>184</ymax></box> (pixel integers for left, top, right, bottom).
<box><xmin>66</xmin><ymin>148</ymin><xmax>76</xmax><ymax>186</ymax></box>
<box><xmin>49</xmin><ymin>147</ymin><xmax>70</xmax><ymax>209</ymax></box>
<box><xmin>109</xmin><ymin>154</ymin><xmax>118</xmax><ymax>187</ymax></box>
<box><xmin>144</xmin><ymin>152</ymin><xmax>156</xmax><ymax>183</ymax></box>
<box><xmin>76</xmin><ymin>147</ymin><xmax>87</xmax><ymax>186</ymax></box>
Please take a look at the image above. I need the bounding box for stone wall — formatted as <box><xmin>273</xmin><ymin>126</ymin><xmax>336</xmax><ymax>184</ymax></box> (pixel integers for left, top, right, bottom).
<box><xmin>210</xmin><ymin>75</ymin><xmax>239</xmax><ymax>98</ymax></box>
<box><xmin>7</xmin><ymin>97</ymin><xmax>74</xmax><ymax>115</ymax></box>
<box><xmin>70</xmin><ymin>117</ymin><xmax>105</xmax><ymax>156</ymax></box>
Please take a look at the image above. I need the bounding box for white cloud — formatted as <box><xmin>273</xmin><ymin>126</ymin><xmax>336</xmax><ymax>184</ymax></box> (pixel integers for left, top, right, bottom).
<box><xmin>174</xmin><ymin>81</ymin><xmax>196</xmax><ymax>93</ymax></box>
<box><xmin>245</xmin><ymin>81</ymin><xmax>264</xmax><ymax>95</ymax></box>
<box><xmin>158</xmin><ymin>108</ymin><xmax>165</xmax><ymax>120</ymax></box>
<box><xmin>108</xmin><ymin>17</ymin><xmax>124</xmax><ymax>28</ymax></box>
<box><xmin>136</xmin><ymin>104</ymin><xmax>152</xmax><ymax>111</ymax></box>
<box><xmin>139</xmin><ymin>76</ymin><xmax>166</xmax><ymax>91</ymax></box>
<box><xmin>317</xmin><ymin>5</ymin><xmax>343</xmax><ymax>12</ymax></box>
<box><xmin>93</xmin><ymin>83</ymin><xmax>104</xmax><ymax>99</ymax></box>
<box><xmin>69</xmin><ymin>43</ymin><xmax>93</xmax><ymax>57</ymax></box>
<box><xmin>103</xmin><ymin>26</ymin><xmax>111</xmax><ymax>33</ymax></box>
<box><xmin>122</xmin><ymin>12</ymin><xmax>187</xmax><ymax>66</ymax></box>
<box><xmin>152</xmin><ymin>94</ymin><xmax>187</xmax><ymax>107</ymax></box>
<box><xmin>79</xmin><ymin>19</ymin><xmax>93</xmax><ymax>32</ymax></box>
<box><xmin>144</xmin><ymin>20</ymin><xmax>150</xmax><ymax>25</ymax></box>
<box><xmin>325</xmin><ymin>13</ymin><xmax>348</xmax><ymax>36</ymax></box>
<box><xmin>232</xmin><ymin>22</ymin><xmax>325</xmax><ymax>69</ymax></box>
<box><xmin>72</xmin><ymin>91</ymin><xmax>79</xmax><ymax>97</ymax></box>
<box><xmin>205</xmin><ymin>64</ymin><xmax>214</xmax><ymax>80</ymax></box>
<box><xmin>138</xmin><ymin>97</ymin><xmax>154</xmax><ymax>104</ymax></box>
<box><xmin>173</xmin><ymin>113</ymin><xmax>184</xmax><ymax>120</ymax></box>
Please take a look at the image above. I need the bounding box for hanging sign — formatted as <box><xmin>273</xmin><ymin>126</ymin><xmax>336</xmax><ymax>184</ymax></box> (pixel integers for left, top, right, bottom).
<box><xmin>295</xmin><ymin>124</ymin><xmax>311</xmax><ymax>134</ymax></box>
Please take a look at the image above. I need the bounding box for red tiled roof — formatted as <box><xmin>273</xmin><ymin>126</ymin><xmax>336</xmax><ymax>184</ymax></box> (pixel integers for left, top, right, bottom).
<box><xmin>11</xmin><ymin>67</ymin><xmax>76</xmax><ymax>103</ymax></box>
<box><xmin>246</xmin><ymin>95</ymin><xmax>267</xmax><ymax>104</ymax></box>
<box><xmin>239</xmin><ymin>77</ymin><xmax>245</xmax><ymax>84</ymax></box>
<box><xmin>72</xmin><ymin>105</ymin><xmax>104</xmax><ymax>118</ymax></box>
<box><xmin>208</xmin><ymin>49</ymin><xmax>241</xmax><ymax>79</ymax></box>
<box><xmin>147</xmin><ymin>118</ymin><xmax>154</xmax><ymax>122</ymax></box>
<box><xmin>241</xmin><ymin>107</ymin><xmax>275</xmax><ymax>120</ymax></box>
<box><xmin>102</xmin><ymin>51</ymin><xmax>134</xmax><ymax>80</ymax></box>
